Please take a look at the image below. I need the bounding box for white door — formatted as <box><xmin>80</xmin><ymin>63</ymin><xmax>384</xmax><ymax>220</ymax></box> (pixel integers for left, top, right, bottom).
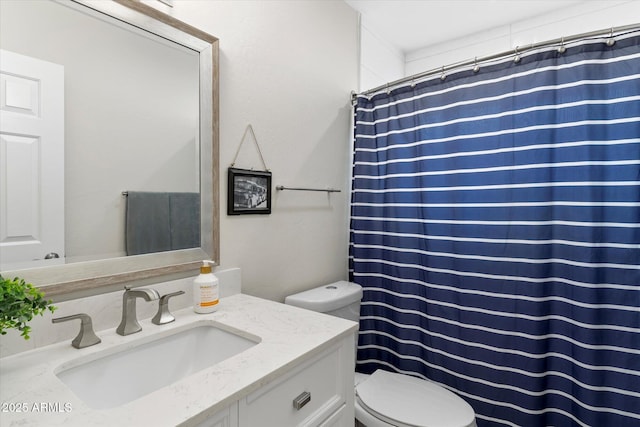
<box><xmin>0</xmin><ymin>49</ymin><xmax>64</xmax><ymax>270</ymax></box>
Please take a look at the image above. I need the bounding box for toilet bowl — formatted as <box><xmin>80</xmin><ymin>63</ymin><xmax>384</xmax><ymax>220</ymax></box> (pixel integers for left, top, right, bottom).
<box><xmin>285</xmin><ymin>281</ymin><xmax>477</xmax><ymax>427</ymax></box>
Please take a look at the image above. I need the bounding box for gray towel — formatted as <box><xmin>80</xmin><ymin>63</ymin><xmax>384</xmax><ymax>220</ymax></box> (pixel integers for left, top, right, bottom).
<box><xmin>169</xmin><ymin>192</ymin><xmax>201</xmax><ymax>250</ymax></box>
<box><xmin>126</xmin><ymin>191</ymin><xmax>200</xmax><ymax>256</ymax></box>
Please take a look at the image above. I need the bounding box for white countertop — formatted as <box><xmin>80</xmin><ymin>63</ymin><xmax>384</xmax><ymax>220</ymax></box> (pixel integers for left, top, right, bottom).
<box><xmin>0</xmin><ymin>294</ymin><xmax>358</xmax><ymax>426</ymax></box>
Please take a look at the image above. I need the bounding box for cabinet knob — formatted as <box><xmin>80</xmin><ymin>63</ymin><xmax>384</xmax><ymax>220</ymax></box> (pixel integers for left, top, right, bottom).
<box><xmin>292</xmin><ymin>391</ymin><xmax>311</xmax><ymax>410</ymax></box>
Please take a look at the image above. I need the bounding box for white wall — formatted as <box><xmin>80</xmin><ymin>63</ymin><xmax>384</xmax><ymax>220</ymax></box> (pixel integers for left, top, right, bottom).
<box><xmin>1</xmin><ymin>1</ymin><xmax>358</xmax><ymax>304</ymax></box>
<box><xmin>359</xmin><ymin>15</ymin><xmax>404</xmax><ymax>91</ymax></box>
<box><xmin>359</xmin><ymin>1</ymin><xmax>640</xmax><ymax>91</ymax></box>
<box><xmin>155</xmin><ymin>1</ymin><xmax>360</xmax><ymax>302</ymax></box>
<box><xmin>407</xmin><ymin>1</ymin><xmax>640</xmax><ymax>76</ymax></box>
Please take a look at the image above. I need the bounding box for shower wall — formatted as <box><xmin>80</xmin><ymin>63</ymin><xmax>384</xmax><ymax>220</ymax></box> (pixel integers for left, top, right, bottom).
<box><xmin>358</xmin><ymin>1</ymin><xmax>640</xmax><ymax>91</ymax></box>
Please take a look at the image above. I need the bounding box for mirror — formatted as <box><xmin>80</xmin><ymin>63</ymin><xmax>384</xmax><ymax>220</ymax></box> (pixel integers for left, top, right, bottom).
<box><xmin>0</xmin><ymin>0</ymin><xmax>219</xmax><ymax>299</ymax></box>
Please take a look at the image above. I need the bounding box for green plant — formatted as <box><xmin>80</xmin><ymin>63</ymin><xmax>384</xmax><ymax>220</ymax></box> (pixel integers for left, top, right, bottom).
<box><xmin>0</xmin><ymin>275</ymin><xmax>56</xmax><ymax>339</ymax></box>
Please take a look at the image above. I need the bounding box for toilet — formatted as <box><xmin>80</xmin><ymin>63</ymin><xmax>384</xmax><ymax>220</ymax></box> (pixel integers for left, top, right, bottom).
<box><xmin>285</xmin><ymin>281</ymin><xmax>477</xmax><ymax>427</ymax></box>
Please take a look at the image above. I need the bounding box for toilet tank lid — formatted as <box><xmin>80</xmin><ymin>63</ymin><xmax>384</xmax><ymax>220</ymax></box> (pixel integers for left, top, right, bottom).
<box><xmin>284</xmin><ymin>281</ymin><xmax>363</xmax><ymax>313</ymax></box>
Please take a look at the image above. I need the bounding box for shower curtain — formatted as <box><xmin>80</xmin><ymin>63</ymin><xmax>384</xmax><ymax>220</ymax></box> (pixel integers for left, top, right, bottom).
<box><xmin>350</xmin><ymin>33</ymin><xmax>639</xmax><ymax>427</ymax></box>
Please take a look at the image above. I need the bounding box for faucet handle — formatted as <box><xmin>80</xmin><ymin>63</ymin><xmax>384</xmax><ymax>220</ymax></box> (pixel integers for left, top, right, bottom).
<box><xmin>152</xmin><ymin>290</ymin><xmax>185</xmax><ymax>325</ymax></box>
<box><xmin>52</xmin><ymin>313</ymin><xmax>101</xmax><ymax>349</ymax></box>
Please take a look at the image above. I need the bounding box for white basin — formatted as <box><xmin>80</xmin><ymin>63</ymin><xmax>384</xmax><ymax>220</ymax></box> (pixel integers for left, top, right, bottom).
<box><xmin>55</xmin><ymin>322</ymin><xmax>260</xmax><ymax>409</ymax></box>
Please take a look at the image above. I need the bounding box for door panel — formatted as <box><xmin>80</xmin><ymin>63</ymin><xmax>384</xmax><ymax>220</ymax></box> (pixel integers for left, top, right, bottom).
<box><xmin>0</xmin><ymin>49</ymin><xmax>64</xmax><ymax>270</ymax></box>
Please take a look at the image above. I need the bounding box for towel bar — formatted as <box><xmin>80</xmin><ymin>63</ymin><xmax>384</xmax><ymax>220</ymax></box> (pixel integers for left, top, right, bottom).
<box><xmin>276</xmin><ymin>186</ymin><xmax>341</xmax><ymax>193</ymax></box>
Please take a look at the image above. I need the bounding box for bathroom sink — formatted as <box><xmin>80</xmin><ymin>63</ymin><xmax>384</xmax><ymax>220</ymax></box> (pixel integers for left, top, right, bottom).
<box><xmin>55</xmin><ymin>323</ymin><xmax>260</xmax><ymax>409</ymax></box>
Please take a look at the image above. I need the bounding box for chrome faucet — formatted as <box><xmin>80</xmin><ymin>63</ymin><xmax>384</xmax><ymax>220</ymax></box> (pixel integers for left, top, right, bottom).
<box><xmin>116</xmin><ymin>286</ymin><xmax>160</xmax><ymax>336</ymax></box>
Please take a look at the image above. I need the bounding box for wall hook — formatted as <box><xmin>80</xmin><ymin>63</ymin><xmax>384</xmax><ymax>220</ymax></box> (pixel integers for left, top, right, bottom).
<box><xmin>440</xmin><ymin>66</ymin><xmax>446</xmax><ymax>81</ymax></box>
<box><xmin>473</xmin><ymin>57</ymin><xmax>480</xmax><ymax>73</ymax></box>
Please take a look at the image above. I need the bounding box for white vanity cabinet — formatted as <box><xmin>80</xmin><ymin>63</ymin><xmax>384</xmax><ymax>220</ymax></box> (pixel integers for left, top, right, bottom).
<box><xmin>193</xmin><ymin>403</ymin><xmax>238</xmax><ymax>427</ymax></box>
<box><xmin>239</xmin><ymin>335</ymin><xmax>354</xmax><ymax>427</ymax></box>
<box><xmin>195</xmin><ymin>334</ymin><xmax>355</xmax><ymax>427</ymax></box>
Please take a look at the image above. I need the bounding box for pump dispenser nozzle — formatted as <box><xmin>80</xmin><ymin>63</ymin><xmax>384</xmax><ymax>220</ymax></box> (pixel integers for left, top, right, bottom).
<box><xmin>200</xmin><ymin>260</ymin><xmax>214</xmax><ymax>274</ymax></box>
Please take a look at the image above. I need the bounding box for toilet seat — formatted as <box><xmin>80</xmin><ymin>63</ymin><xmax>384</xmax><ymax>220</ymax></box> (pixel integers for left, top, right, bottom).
<box><xmin>355</xmin><ymin>370</ymin><xmax>476</xmax><ymax>427</ymax></box>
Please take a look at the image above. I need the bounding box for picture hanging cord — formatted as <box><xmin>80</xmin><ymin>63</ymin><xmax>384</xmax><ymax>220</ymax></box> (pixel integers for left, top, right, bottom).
<box><xmin>353</xmin><ymin>23</ymin><xmax>640</xmax><ymax>101</ymax></box>
<box><xmin>230</xmin><ymin>124</ymin><xmax>270</xmax><ymax>171</ymax></box>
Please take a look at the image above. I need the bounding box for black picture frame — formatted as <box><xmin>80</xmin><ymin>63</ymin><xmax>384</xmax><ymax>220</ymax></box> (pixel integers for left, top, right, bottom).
<box><xmin>227</xmin><ymin>168</ymin><xmax>272</xmax><ymax>215</ymax></box>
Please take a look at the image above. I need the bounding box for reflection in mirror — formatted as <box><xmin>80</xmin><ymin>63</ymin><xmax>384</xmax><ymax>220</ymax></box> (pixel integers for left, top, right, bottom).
<box><xmin>1</xmin><ymin>0</ymin><xmax>199</xmax><ymax>268</ymax></box>
<box><xmin>0</xmin><ymin>0</ymin><xmax>219</xmax><ymax>300</ymax></box>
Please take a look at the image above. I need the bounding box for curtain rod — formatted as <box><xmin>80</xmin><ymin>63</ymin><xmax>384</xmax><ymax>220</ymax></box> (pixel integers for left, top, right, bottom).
<box><xmin>355</xmin><ymin>23</ymin><xmax>640</xmax><ymax>99</ymax></box>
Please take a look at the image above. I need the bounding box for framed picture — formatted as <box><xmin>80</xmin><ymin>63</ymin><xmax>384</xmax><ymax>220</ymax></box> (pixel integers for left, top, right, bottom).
<box><xmin>227</xmin><ymin>168</ymin><xmax>272</xmax><ymax>215</ymax></box>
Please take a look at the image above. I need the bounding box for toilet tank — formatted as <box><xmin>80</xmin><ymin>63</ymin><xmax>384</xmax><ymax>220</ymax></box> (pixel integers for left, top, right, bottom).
<box><xmin>284</xmin><ymin>281</ymin><xmax>363</xmax><ymax>322</ymax></box>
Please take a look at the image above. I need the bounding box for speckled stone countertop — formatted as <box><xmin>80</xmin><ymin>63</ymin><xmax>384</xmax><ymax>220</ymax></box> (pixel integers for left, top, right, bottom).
<box><xmin>0</xmin><ymin>294</ymin><xmax>358</xmax><ymax>426</ymax></box>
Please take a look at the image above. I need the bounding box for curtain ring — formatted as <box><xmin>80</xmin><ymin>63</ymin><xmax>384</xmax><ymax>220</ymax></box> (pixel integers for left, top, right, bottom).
<box><xmin>513</xmin><ymin>46</ymin><xmax>521</xmax><ymax>63</ymax></box>
<box><xmin>440</xmin><ymin>66</ymin><xmax>447</xmax><ymax>81</ymax></box>
<box><xmin>557</xmin><ymin>37</ymin><xmax>566</xmax><ymax>54</ymax></box>
<box><xmin>606</xmin><ymin>27</ymin><xmax>616</xmax><ymax>46</ymax></box>
<box><xmin>473</xmin><ymin>57</ymin><xmax>480</xmax><ymax>73</ymax></box>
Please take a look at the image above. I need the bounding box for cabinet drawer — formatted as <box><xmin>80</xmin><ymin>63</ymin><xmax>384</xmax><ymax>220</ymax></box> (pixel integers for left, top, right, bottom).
<box><xmin>241</xmin><ymin>344</ymin><xmax>346</xmax><ymax>427</ymax></box>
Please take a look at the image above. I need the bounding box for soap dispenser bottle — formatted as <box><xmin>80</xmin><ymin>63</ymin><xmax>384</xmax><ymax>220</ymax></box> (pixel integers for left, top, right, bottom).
<box><xmin>193</xmin><ymin>260</ymin><xmax>219</xmax><ymax>314</ymax></box>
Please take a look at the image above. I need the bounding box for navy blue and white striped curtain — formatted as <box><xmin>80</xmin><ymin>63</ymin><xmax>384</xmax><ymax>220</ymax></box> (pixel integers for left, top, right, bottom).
<box><xmin>350</xmin><ymin>33</ymin><xmax>640</xmax><ymax>427</ymax></box>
